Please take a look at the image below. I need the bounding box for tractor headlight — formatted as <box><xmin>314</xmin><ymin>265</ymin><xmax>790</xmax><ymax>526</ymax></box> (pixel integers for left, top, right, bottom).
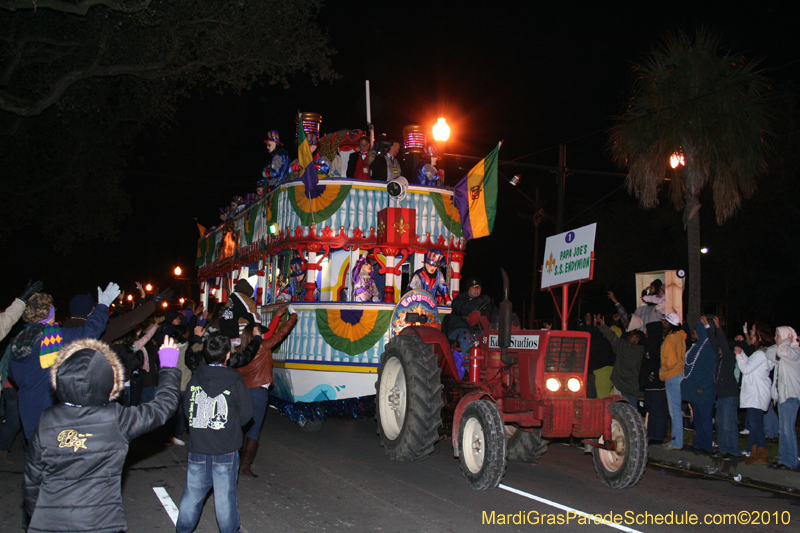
<box><xmin>567</xmin><ymin>378</ymin><xmax>582</xmax><ymax>392</ymax></box>
<box><xmin>545</xmin><ymin>377</ymin><xmax>560</xmax><ymax>392</ymax></box>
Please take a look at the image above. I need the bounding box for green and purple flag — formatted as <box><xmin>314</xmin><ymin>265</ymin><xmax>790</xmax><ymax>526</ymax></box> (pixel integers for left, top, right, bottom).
<box><xmin>453</xmin><ymin>141</ymin><xmax>501</xmax><ymax>240</ymax></box>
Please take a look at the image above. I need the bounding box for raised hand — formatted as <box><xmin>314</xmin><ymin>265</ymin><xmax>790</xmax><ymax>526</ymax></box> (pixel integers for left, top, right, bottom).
<box><xmin>97</xmin><ymin>282</ymin><xmax>121</xmax><ymax>307</ymax></box>
<box><xmin>152</xmin><ymin>287</ymin><xmax>174</xmax><ymax>305</ymax></box>
<box><xmin>18</xmin><ymin>279</ymin><xmax>44</xmax><ymax>303</ymax></box>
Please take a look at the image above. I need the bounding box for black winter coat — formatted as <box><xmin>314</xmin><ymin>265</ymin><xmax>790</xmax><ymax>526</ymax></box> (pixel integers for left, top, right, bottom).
<box><xmin>23</xmin><ymin>338</ymin><xmax>180</xmax><ymax>533</ymax></box>
<box><xmin>707</xmin><ymin>324</ymin><xmax>739</xmax><ymax>399</ymax></box>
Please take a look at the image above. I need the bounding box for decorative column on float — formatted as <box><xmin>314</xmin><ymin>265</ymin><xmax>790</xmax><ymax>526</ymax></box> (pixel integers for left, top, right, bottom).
<box><xmin>450</xmin><ymin>252</ymin><xmax>464</xmax><ymax>298</ymax></box>
<box><xmin>381</xmin><ymin>248</ymin><xmax>399</xmax><ymax>303</ymax></box>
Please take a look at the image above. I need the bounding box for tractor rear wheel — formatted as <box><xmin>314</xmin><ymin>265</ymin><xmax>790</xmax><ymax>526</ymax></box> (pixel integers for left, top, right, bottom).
<box><xmin>592</xmin><ymin>401</ymin><xmax>648</xmax><ymax>489</ymax></box>
<box><xmin>505</xmin><ymin>426</ymin><xmax>549</xmax><ymax>462</ymax></box>
<box><xmin>376</xmin><ymin>335</ymin><xmax>443</xmax><ymax>461</ymax></box>
<box><xmin>458</xmin><ymin>400</ymin><xmax>507</xmax><ymax>490</ymax></box>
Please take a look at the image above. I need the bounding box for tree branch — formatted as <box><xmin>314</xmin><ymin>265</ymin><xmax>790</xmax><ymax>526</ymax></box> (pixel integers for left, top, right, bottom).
<box><xmin>0</xmin><ymin>0</ymin><xmax>153</xmax><ymax>15</ymax></box>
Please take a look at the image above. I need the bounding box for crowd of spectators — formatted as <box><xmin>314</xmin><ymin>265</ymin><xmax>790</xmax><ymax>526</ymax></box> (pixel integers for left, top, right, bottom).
<box><xmin>580</xmin><ymin>282</ymin><xmax>800</xmax><ymax>472</ymax></box>
<box><xmin>0</xmin><ymin>278</ymin><xmax>299</xmax><ymax>531</ymax></box>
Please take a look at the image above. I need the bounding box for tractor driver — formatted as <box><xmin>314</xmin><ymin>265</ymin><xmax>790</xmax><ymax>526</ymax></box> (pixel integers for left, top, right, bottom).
<box><xmin>446</xmin><ymin>277</ymin><xmax>493</xmax><ymax>380</ymax></box>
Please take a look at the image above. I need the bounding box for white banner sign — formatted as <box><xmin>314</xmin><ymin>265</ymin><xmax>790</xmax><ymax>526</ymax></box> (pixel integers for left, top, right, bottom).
<box><xmin>541</xmin><ymin>223</ymin><xmax>596</xmax><ymax>289</ymax></box>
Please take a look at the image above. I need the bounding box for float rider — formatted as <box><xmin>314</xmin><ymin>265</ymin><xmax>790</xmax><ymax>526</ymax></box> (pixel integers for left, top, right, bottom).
<box><xmin>407</xmin><ymin>249</ymin><xmax>451</xmax><ymax>305</ymax></box>
<box><xmin>262</xmin><ymin>130</ymin><xmax>291</xmax><ymax>190</ymax></box>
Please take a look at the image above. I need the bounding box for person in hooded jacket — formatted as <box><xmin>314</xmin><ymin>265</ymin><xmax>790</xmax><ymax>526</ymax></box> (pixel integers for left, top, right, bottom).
<box><xmin>765</xmin><ymin>326</ymin><xmax>800</xmax><ymax>471</ymax></box>
<box><xmin>219</xmin><ymin>279</ymin><xmax>260</xmax><ymax>339</ymax></box>
<box><xmin>680</xmin><ymin>318</ymin><xmax>718</xmax><ymax>455</ymax></box>
<box><xmin>177</xmin><ymin>332</ymin><xmax>253</xmax><ymax>533</ymax></box>
<box><xmin>736</xmin><ymin>329</ymin><xmax>774</xmax><ymax>465</ymax></box>
<box><xmin>22</xmin><ymin>337</ymin><xmax>180</xmax><ymax>533</ymax></box>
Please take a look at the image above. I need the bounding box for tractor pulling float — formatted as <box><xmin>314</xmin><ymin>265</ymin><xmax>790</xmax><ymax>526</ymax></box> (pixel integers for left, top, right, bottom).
<box><xmin>376</xmin><ymin>269</ymin><xmax>648</xmax><ymax>491</ymax></box>
<box><xmin>196</xmin><ymin>113</ymin><xmax>648</xmax><ymax>491</ymax></box>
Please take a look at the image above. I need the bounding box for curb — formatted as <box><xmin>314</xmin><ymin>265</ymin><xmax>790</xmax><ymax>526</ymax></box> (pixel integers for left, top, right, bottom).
<box><xmin>647</xmin><ymin>444</ymin><xmax>800</xmax><ymax>493</ymax></box>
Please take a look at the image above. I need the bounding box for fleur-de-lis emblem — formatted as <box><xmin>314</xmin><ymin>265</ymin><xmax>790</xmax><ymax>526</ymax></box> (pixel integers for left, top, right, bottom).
<box><xmin>545</xmin><ymin>252</ymin><xmax>556</xmax><ymax>274</ymax></box>
<box><xmin>394</xmin><ymin>216</ymin><xmax>409</xmax><ymax>235</ymax></box>
<box><xmin>378</xmin><ymin>218</ymin><xmax>386</xmax><ymax>237</ymax></box>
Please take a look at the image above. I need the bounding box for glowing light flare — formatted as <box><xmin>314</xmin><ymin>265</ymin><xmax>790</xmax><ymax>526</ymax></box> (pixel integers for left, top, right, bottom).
<box><xmin>432</xmin><ymin>117</ymin><xmax>450</xmax><ymax>142</ymax></box>
<box><xmin>567</xmin><ymin>378</ymin><xmax>582</xmax><ymax>392</ymax></box>
<box><xmin>545</xmin><ymin>377</ymin><xmax>561</xmax><ymax>392</ymax></box>
<box><xmin>161</xmin><ymin>302</ymin><xmax>168</xmax><ymax>308</ymax></box>
<box><xmin>126</xmin><ymin>294</ymin><xmax>133</xmax><ymax>301</ymax></box>
<box><xmin>145</xmin><ymin>284</ymin><xmax>153</xmax><ymax>292</ymax></box>
<box><xmin>700</xmin><ymin>247</ymin><xmax>709</xmax><ymax>254</ymax></box>
<box><xmin>174</xmin><ymin>266</ymin><xmax>182</xmax><ymax>276</ymax></box>
<box><xmin>670</xmin><ymin>152</ymin><xmax>685</xmax><ymax>169</ymax></box>
<box><xmin>179</xmin><ymin>298</ymin><xmax>185</xmax><ymax>304</ymax></box>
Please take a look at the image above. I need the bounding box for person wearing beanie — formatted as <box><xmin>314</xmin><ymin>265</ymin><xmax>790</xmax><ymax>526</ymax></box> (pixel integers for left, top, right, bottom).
<box><xmin>23</xmin><ymin>337</ymin><xmax>180</xmax><ymax>533</ymax></box>
<box><xmin>8</xmin><ymin>284</ymin><xmax>120</xmax><ymax>442</ymax></box>
<box><xmin>219</xmin><ymin>279</ymin><xmax>260</xmax><ymax>339</ymax></box>
<box><xmin>445</xmin><ymin>276</ymin><xmax>492</xmax><ymax>379</ymax></box>
<box><xmin>64</xmin><ymin>287</ymin><xmax>174</xmax><ymax>344</ymax></box>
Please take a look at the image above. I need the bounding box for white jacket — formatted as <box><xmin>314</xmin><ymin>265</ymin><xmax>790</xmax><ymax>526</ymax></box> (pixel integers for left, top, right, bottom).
<box><xmin>766</xmin><ymin>343</ymin><xmax>800</xmax><ymax>403</ymax></box>
<box><xmin>736</xmin><ymin>350</ymin><xmax>774</xmax><ymax>411</ymax></box>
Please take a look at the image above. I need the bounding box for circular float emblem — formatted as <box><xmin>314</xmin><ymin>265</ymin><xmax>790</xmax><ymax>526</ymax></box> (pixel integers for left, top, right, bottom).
<box><xmin>565</xmin><ymin>231</ymin><xmax>575</xmax><ymax>243</ymax></box>
<box><xmin>390</xmin><ymin>289</ymin><xmax>440</xmax><ymax>337</ymax></box>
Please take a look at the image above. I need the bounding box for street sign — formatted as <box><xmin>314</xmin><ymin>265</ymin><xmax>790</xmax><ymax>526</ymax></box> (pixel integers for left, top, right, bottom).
<box><xmin>541</xmin><ymin>223</ymin><xmax>596</xmax><ymax>289</ymax></box>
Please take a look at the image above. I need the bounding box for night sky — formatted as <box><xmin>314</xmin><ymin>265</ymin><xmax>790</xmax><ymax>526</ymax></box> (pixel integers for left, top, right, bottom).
<box><xmin>4</xmin><ymin>1</ymin><xmax>799</xmax><ymax>327</ymax></box>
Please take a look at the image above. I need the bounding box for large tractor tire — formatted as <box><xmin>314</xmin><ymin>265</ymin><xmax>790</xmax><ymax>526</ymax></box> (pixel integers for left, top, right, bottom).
<box><xmin>458</xmin><ymin>400</ymin><xmax>507</xmax><ymax>490</ymax></box>
<box><xmin>505</xmin><ymin>426</ymin><xmax>549</xmax><ymax>462</ymax></box>
<box><xmin>592</xmin><ymin>401</ymin><xmax>648</xmax><ymax>489</ymax></box>
<box><xmin>376</xmin><ymin>335</ymin><xmax>443</xmax><ymax>461</ymax></box>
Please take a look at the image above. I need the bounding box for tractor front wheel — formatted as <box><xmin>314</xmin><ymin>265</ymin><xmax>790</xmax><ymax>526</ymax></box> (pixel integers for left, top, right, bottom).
<box><xmin>458</xmin><ymin>400</ymin><xmax>507</xmax><ymax>490</ymax></box>
<box><xmin>376</xmin><ymin>335</ymin><xmax>443</xmax><ymax>461</ymax></box>
<box><xmin>592</xmin><ymin>401</ymin><xmax>648</xmax><ymax>489</ymax></box>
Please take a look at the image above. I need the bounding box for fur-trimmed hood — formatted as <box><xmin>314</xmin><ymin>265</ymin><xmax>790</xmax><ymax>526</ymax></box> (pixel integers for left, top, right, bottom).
<box><xmin>50</xmin><ymin>338</ymin><xmax>125</xmax><ymax>405</ymax></box>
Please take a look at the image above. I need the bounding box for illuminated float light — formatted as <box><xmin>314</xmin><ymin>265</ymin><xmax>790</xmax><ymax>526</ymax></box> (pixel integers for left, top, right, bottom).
<box><xmin>127</xmin><ymin>294</ymin><xmax>133</xmax><ymax>301</ymax></box>
<box><xmin>432</xmin><ymin>117</ymin><xmax>450</xmax><ymax>142</ymax></box>
<box><xmin>145</xmin><ymin>283</ymin><xmax>153</xmax><ymax>292</ymax></box>
<box><xmin>179</xmin><ymin>298</ymin><xmax>185</xmax><ymax>304</ymax></box>
<box><xmin>403</xmin><ymin>124</ymin><xmax>426</xmax><ymax>154</ymax></box>
<box><xmin>567</xmin><ymin>378</ymin><xmax>582</xmax><ymax>392</ymax></box>
<box><xmin>174</xmin><ymin>266</ymin><xmax>182</xmax><ymax>276</ymax></box>
<box><xmin>296</xmin><ymin>112</ymin><xmax>322</xmax><ymax>138</ymax></box>
<box><xmin>268</xmin><ymin>223</ymin><xmax>279</xmax><ymax>235</ymax></box>
<box><xmin>546</xmin><ymin>377</ymin><xmax>561</xmax><ymax>392</ymax></box>
<box><xmin>161</xmin><ymin>302</ymin><xmax>168</xmax><ymax>308</ymax></box>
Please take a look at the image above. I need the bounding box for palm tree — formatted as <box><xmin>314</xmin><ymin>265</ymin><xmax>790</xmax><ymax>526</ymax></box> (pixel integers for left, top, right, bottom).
<box><xmin>609</xmin><ymin>28</ymin><xmax>771</xmax><ymax>326</ymax></box>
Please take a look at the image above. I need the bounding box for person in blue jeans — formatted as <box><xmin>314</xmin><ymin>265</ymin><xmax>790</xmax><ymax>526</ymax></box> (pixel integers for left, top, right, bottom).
<box><xmin>660</xmin><ymin>313</ymin><xmax>687</xmax><ymax>450</ymax></box>
<box><xmin>767</xmin><ymin>326</ymin><xmax>800</xmax><ymax>471</ymax></box>
<box><xmin>177</xmin><ymin>332</ymin><xmax>253</xmax><ymax>533</ymax></box>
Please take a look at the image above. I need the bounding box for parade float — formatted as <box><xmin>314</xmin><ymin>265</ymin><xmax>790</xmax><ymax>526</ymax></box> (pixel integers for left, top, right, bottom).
<box><xmin>196</xmin><ymin>113</ymin><xmax>465</xmax><ymax>425</ymax></box>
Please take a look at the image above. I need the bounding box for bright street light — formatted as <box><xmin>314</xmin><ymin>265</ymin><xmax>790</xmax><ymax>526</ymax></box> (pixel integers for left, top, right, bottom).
<box><xmin>126</xmin><ymin>294</ymin><xmax>133</xmax><ymax>301</ymax></box>
<box><xmin>432</xmin><ymin>117</ymin><xmax>450</xmax><ymax>142</ymax></box>
<box><xmin>670</xmin><ymin>151</ymin><xmax>685</xmax><ymax>169</ymax></box>
<box><xmin>145</xmin><ymin>283</ymin><xmax>153</xmax><ymax>292</ymax></box>
<box><xmin>174</xmin><ymin>266</ymin><xmax>182</xmax><ymax>276</ymax></box>
<box><xmin>700</xmin><ymin>247</ymin><xmax>709</xmax><ymax>254</ymax></box>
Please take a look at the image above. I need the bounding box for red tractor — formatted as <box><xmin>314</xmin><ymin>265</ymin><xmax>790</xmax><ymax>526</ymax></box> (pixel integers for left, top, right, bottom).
<box><xmin>375</xmin><ymin>271</ymin><xmax>648</xmax><ymax>490</ymax></box>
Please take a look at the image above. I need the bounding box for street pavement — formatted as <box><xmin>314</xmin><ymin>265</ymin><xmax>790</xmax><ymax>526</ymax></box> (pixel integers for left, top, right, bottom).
<box><xmin>1</xmin><ymin>408</ymin><xmax>798</xmax><ymax>533</ymax></box>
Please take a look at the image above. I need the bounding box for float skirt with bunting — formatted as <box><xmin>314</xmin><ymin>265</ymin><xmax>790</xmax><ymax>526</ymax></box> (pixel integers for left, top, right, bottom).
<box><xmin>288</xmin><ymin>184</ymin><xmax>352</xmax><ymax>226</ymax></box>
<box><xmin>316</xmin><ymin>308</ymin><xmax>393</xmax><ymax>356</ymax></box>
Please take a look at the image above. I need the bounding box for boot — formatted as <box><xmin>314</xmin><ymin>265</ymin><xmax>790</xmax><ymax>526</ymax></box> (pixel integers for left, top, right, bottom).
<box><xmin>0</xmin><ymin>450</ymin><xmax>12</xmax><ymax>467</ymax></box>
<box><xmin>239</xmin><ymin>437</ymin><xmax>260</xmax><ymax>478</ymax></box>
<box><xmin>744</xmin><ymin>445</ymin><xmax>768</xmax><ymax>465</ymax></box>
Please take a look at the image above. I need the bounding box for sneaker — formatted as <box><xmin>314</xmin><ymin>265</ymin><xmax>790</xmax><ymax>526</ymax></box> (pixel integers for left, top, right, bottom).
<box><xmin>663</xmin><ymin>443</ymin><xmax>683</xmax><ymax>451</ymax></box>
<box><xmin>739</xmin><ymin>428</ymin><xmax>750</xmax><ymax>435</ymax></box>
<box><xmin>170</xmin><ymin>437</ymin><xmax>185</xmax><ymax>447</ymax></box>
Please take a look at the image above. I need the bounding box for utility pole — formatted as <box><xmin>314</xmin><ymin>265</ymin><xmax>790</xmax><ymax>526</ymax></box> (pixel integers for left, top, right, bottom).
<box><xmin>556</xmin><ymin>144</ymin><xmax>566</xmax><ymax>233</ymax></box>
<box><xmin>530</xmin><ymin>186</ymin><xmax>541</xmax><ymax>328</ymax></box>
